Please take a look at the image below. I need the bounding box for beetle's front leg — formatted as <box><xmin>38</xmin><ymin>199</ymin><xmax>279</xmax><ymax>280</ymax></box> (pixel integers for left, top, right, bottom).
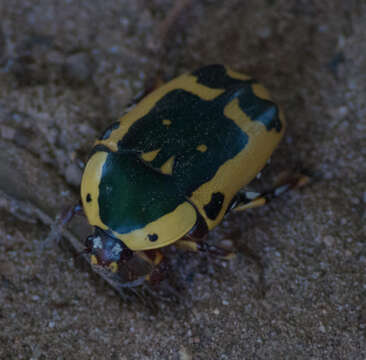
<box><xmin>136</xmin><ymin>250</ymin><xmax>170</xmax><ymax>285</ymax></box>
<box><xmin>44</xmin><ymin>201</ymin><xmax>83</xmax><ymax>248</ymax></box>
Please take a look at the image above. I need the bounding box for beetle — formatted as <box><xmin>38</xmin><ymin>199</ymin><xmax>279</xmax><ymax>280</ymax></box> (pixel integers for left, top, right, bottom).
<box><xmin>79</xmin><ymin>64</ymin><xmax>308</xmax><ymax>284</ymax></box>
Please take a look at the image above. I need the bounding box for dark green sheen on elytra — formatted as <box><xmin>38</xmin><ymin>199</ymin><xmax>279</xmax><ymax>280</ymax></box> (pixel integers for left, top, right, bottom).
<box><xmin>98</xmin><ymin>152</ymin><xmax>187</xmax><ymax>234</ymax></box>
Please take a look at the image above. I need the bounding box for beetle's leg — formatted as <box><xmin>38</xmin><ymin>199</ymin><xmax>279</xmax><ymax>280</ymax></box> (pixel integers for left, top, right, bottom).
<box><xmin>125</xmin><ymin>76</ymin><xmax>164</xmax><ymax>110</ymax></box>
<box><xmin>126</xmin><ymin>0</ymin><xmax>193</xmax><ymax>110</ymax></box>
<box><xmin>175</xmin><ymin>239</ymin><xmax>235</xmax><ymax>260</ymax></box>
<box><xmin>231</xmin><ymin>173</ymin><xmax>310</xmax><ymax>212</ymax></box>
<box><xmin>43</xmin><ymin>201</ymin><xmax>83</xmax><ymax>248</ymax></box>
<box><xmin>60</xmin><ymin>201</ymin><xmax>83</xmax><ymax>226</ymax></box>
<box><xmin>136</xmin><ymin>250</ymin><xmax>170</xmax><ymax>285</ymax></box>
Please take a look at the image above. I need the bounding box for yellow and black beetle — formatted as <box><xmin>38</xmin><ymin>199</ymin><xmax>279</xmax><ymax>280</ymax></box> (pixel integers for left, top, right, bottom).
<box><xmin>79</xmin><ymin>64</ymin><xmax>307</xmax><ymax>284</ymax></box>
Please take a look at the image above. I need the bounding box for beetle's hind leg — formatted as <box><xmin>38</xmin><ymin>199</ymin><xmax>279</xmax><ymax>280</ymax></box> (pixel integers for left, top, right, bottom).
<box><xmin>231</xmin><ymin>173</ymin><xmax>310</xmax><ymax>212</ymax></box>
<box><xmin>125</xmin><ymin>76</ymin><xmax>164</xmax><ymax>111</ymax></box>
<box><xmin>175</xmin><ymin>239</ymin><xmax>236</xmax><ymax>260</ymax></box>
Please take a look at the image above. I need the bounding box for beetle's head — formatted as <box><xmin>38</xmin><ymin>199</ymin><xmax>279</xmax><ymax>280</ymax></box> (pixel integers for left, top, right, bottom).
<box><xmin>84</xmin><ymin>227</ymin><xmax>133</xmax><ymax>273</ymax></box>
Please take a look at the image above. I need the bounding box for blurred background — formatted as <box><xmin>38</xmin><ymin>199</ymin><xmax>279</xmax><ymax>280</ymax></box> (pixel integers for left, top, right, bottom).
<box><xmin>0</xmin><ymin>1</ymin><xmax>365</xmax><ymax>359</ymax></box>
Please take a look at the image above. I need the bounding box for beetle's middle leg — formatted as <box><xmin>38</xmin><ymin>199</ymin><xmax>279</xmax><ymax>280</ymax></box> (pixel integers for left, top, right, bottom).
<box><xmin>231</xmin><ymin>173</ymin><xmax>310</xmax><ymax>213</ymax></box>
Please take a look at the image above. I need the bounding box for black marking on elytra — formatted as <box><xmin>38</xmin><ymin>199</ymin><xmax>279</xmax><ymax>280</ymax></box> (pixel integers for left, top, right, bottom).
<box><xmin>99</xmin><ymin>121</ymin><xmax>120</xmax><ymax>140</ymax></box>
<box><xmin>236</xmin><ymin>83</ymin><xmax>282</xmax><ymax>132</ymax></box>
<box><xmin>148</xmin><ymin>233</ymin><xmax>159</xmax><ymax>242</ymax></box>
<box><xmin>86</xmin><ymin>193</ymin><xmax>92</xmax><ymax>202</ymax></box>
<box><xmin>203</xmin><ymin>192</ymin><xmax>225</xmax><ymax>220</ymax></box>
<box><xmin>192</xmin><ymin>65</ymin><xmax>282</xmax><ymax>132</ymax></box>
<box><xmin>118</xmin><ymin>87</ymin><xmax>249</xmax><ymax>197</ymax></box>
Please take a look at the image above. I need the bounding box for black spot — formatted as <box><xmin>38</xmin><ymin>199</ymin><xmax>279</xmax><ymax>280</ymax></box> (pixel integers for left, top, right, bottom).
<box><xmin>204</xmin><ymin>192</ymin><xmax>225</xmax><ymax>220</ymax></box>
<box><xmin>86</xmin><ymin>193</ymin><xmax>92</xmax><ymax>202</ymax></box>
<box><xmin>98</xmin><ymin>121</ymin><xmax>120</xmax><ymax>140</ymax></box>
<box><xmin>148</xmin><ymin>233</ymin><xmax>158</xmax><ymax>242</ymax></box>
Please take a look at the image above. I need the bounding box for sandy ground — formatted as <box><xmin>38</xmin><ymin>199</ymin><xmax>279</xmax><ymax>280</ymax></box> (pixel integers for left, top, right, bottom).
<box><xmin>0</xmin><ymin>0</ymin><xmax>365</xmax><ymax>359</ymax></box>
